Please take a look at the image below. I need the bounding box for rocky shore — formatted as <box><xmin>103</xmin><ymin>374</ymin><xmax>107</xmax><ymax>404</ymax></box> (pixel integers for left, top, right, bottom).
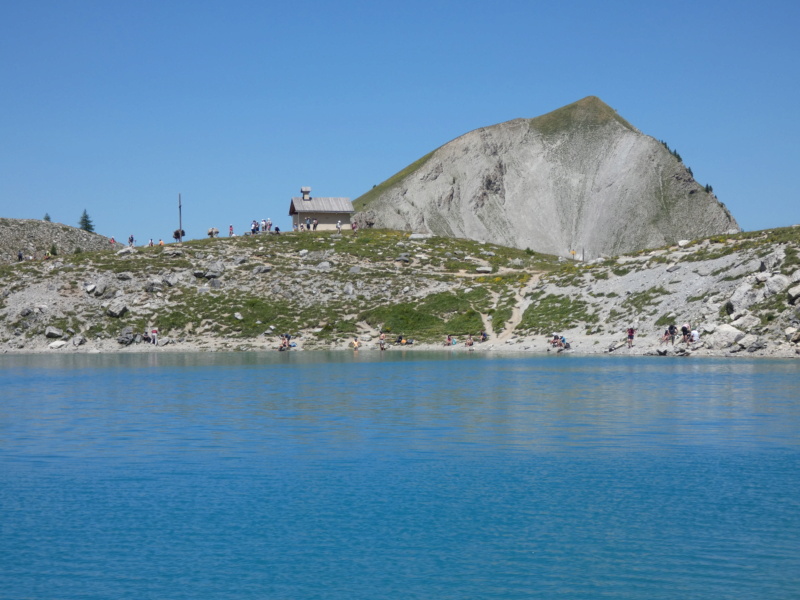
<box><xmin>1</xmin><ymin>221</ymin><xmax>799</xmax><ymax>359</ymax></box>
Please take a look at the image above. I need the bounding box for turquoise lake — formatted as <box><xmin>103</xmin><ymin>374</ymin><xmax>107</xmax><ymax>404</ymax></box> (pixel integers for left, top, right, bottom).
<box><xmin>1</xmin><ymin>352</ymin><xmax>798</xmax><ymax>599</ymax></box>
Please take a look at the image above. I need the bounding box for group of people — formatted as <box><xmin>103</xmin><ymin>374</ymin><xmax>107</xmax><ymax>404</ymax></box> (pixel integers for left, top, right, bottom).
<box><xmin>109</xmin><ymin>236</ymin><xmax>163</xmax><ymax>247</ymax></box>
<box><xmin>660</xmin><ymin>323</ymin><xmax>699</xmax><ymax>345</ymax></box>
<box><xmin>278</xmin><ymin>333</ymin><xmax>293</xmax><ymax>351</ymax></box>
<box><xmin>550</xmin><ymin>334</ymin><xmax>570</xmax><ymax>349</ymax></box>
<box><xmin>443</xmin><ymin>331</ymin><xmax>488</xmax><ymax>347</ymax></box>
<box><xmin>294</xmin><ymin>217</ymin><xmax>319</xmax><ymax>232</ymax></box>
<box><xmin>248</xmin><ymin>219</ymin><xmax>274</xmax><ymax>235</ymax></box>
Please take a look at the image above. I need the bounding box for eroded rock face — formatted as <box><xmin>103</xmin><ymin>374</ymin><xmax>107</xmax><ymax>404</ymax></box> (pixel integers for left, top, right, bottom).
<box><xmin>354</xmin><ymin>96</ymin><xmax>738</xmax><ymax>259</ymax></box>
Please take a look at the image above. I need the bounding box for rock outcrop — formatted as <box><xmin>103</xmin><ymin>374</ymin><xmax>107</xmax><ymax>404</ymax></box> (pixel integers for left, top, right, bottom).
<box><xmin>354</xmin><ymin>96</ymin><xmax>739</xmax><ymax>259</ymax></box>
<box><xmin>0</xmin><ymin>218</ymin><xmax>116</xmax><ymax>264</ymax></box>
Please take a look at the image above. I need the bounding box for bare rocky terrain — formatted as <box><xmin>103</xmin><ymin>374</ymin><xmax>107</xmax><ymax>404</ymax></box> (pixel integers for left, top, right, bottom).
<box><xmin>0</xmin><ymin>217</ymin><xmax>116</xmax><ymax>264</ymax></box>
<box><xmin>354</xmin><ymin>96</ymin><xmax>739</xmax><ymax>259</ymax></box>
<box><xmin>1</xmin><ymin>219</ymin><xmax>799</xmax><ymax>358</ymax></box>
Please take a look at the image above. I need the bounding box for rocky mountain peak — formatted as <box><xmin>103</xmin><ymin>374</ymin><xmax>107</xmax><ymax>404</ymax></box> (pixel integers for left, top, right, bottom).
<box><xmin>354</xmin><ymin>97</ymin><xmax>738</xmax><ymax>259</ymax></box>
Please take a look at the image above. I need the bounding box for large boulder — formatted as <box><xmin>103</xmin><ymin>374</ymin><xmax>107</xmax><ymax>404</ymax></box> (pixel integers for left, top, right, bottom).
<box><xmin>728</xmin><ymin>282</ymin><xmax>765</xmax><ymax>313</ymax></box>
<box><xmin>117</xmin><ymin>326</ymin><xmax>135</xmax><ymax>346</ymax></box>
<box><xmin>788</xmin><ymin>284</ymin><xmax>800</xmax><ymax>305</ymax></box>
<box><xmin>107</xmin><ymin>299</ymin><xmax>128</xmax><ymax>318</ymax></box>
<box><xmin>730</xmin><ymin>313</ymin><xmax>760</xmax><ymax>332</ymax></box>
<box><xmin>765</xmin><ymin>274</ymin><xmax>791</xmax><ymax>296</ymax></box>
<box><xmin>707</xmin><ymin>324</ymin><xmax>745</xmax><ymax>349</ymax></box>
<box><xmin>44</xmin><ymin>325</ymin><xmax>63</xmax><ymax>339</ymax></box>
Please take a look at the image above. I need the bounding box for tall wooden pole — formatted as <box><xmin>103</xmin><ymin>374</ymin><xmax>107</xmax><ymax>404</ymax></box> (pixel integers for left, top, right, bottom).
<box><xmin>178</xmin><ymin>194</ymin><xmax>183</xmax><ymax>243</ymax></box>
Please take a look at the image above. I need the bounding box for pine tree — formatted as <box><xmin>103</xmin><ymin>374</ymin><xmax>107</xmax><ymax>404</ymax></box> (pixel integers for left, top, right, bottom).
<box><xmin>43</xmin><ymin>213</ymin><xmax>51</xmax><ymax>222</ymax></box>
<box><xmin>78</xmin><ymin>209</ymin><xmax>95</xmax><ymax>233</ymax></box>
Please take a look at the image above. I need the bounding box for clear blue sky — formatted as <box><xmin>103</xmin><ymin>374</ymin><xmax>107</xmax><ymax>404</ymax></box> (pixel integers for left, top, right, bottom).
<box><xmin>1</xmin><ymin>0</ymin><xmax>798</xmax><ymax>242</ymax></box>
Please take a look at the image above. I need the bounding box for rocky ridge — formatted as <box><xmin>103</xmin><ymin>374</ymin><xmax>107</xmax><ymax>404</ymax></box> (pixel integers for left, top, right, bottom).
<box><xmin>0</xmin><ymin>218</ymin><xmax>116</xmax><ymax>264</ymax></box>
<box><xmin>1</xmin><ymin>224</ymin><xmax>799</xmax><ymax>358</ymax></box>
<box><xmin>354</xmin><ymin>96</ymin><xmax>739</xmax><ymax>259</ymax></box>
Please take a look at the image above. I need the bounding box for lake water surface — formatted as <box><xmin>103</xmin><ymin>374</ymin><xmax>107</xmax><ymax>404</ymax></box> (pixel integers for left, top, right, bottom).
<box><xmin>1</xmin><ymin>352</ymin><xmax>798</xmax><ymax>599</ymax></box>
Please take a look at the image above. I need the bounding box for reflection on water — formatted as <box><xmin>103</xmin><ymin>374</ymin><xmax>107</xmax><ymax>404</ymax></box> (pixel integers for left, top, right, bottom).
<box><xmin>1</xmin><ymin>353</ymin><xmax>799</xmax><ymax>599</ymax></box>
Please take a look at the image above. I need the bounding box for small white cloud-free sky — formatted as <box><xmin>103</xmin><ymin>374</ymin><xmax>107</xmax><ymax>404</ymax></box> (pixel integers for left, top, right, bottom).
<box><xmin>0</xmin><ymin>0</ymin><xmax>797</xmax><ymax>243</ymax></box>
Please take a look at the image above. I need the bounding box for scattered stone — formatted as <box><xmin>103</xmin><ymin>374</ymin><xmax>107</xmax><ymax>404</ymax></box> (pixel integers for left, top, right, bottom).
<box><xmin>677</xmin><ymin>240</ymin><xmax>690</xmax><ymax>247</ymax></box>
<box><xmin>316</xmin><ymin>261</ymin><xmax>332</xmax><ymax>271</ymax></box>
<box><xmin>49</xmin><ymin>340</ymin><xmax>68</xmax><ymax>349</ymax></box>
<box><xmin>163</xmin><ymin>273</ymin><xmax>183</xmax><ymax>287</ymax></box>
<box><xmin>298</xmin><ymin>249</ymin><xmax>309</xmax><ymax>257</ymax></box>
<box><xmin>144</xmin><ymin>280</ymin><xmax>164</xmax><ymax>293</ymax></box>
<box><xmin>209</xmin><ymin>279</ymin><xmax>224</xmax><ymax>289</ymax></box>
<box><xmin>234</xmin><ymin>312</ymin><xmax>243</xmax><ymax>320</ymax></box>
<box><xmin>252</xmin><ymin>265</ymin><xmax>272</xmax><ymax>274</ymax></box>
<box><xmin>666</xmin><ymin>264</ymin><xmax>681</xmax><ymax>273</ymax></box>
<box><xmin>85</xmin><ymin>284</ymin><xmax>96</xmax><ymax>294</ymax></box>
<box><xmin>348</xmin><ymin>266</ymin><xmax>361</xmax><ymax>274</ymax></box>
<box><xmin>476</xmin><ymin>266</ymin><xmax>492</xmax><ymax>273</ymax></box>
<box><xmin>116</xmin><ymin>272</ymin><xmax>133</xmax><ymax>281</ymax></box>
<box><xmin>72</xmin><ymin>335</ymin><xmax>86</xmax><ymax>347</ymax></box>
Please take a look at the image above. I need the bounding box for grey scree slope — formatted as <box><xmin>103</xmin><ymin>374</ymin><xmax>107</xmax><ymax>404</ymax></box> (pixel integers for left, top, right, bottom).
<box><xmin>354</xmin><ymin>96</ymin><xmax>739</xmax><ymax>259</ymax></box>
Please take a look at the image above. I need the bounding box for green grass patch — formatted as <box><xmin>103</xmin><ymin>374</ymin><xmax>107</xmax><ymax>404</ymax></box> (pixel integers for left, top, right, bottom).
<box><xmin>621</xmin><ymin>286</ymin><xmax>671</xmax><ymax>312</ymax></box>
<box><xmin>518</xmin><ymin>293</ymin><xmax>599</xmax><ymax>334</ymax></box>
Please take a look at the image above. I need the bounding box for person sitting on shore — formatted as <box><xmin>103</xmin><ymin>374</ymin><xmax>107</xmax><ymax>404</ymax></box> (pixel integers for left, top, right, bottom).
<box><xmin>480</xmin><ymin>330</ymin><xmax>487</xmax><ymax>342</ymax></box>
<box><xmin>465</xmin><ymin>334</ymin><xmax>474</xmax><ymax>347</ymax></box>
<box><xmin>445</xmin><ymin>334</ymin><xmax>452</xmax><ymax>346</ymax></box>
<box><xmin>551</xmin><ymin>334</ymin><xmax>561</xmax><ymax>347</ymax></box>
<box><xmin>660</xmin><ymin>328</ymin><xmax>670</xmax><ymax>345</ymax></box>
